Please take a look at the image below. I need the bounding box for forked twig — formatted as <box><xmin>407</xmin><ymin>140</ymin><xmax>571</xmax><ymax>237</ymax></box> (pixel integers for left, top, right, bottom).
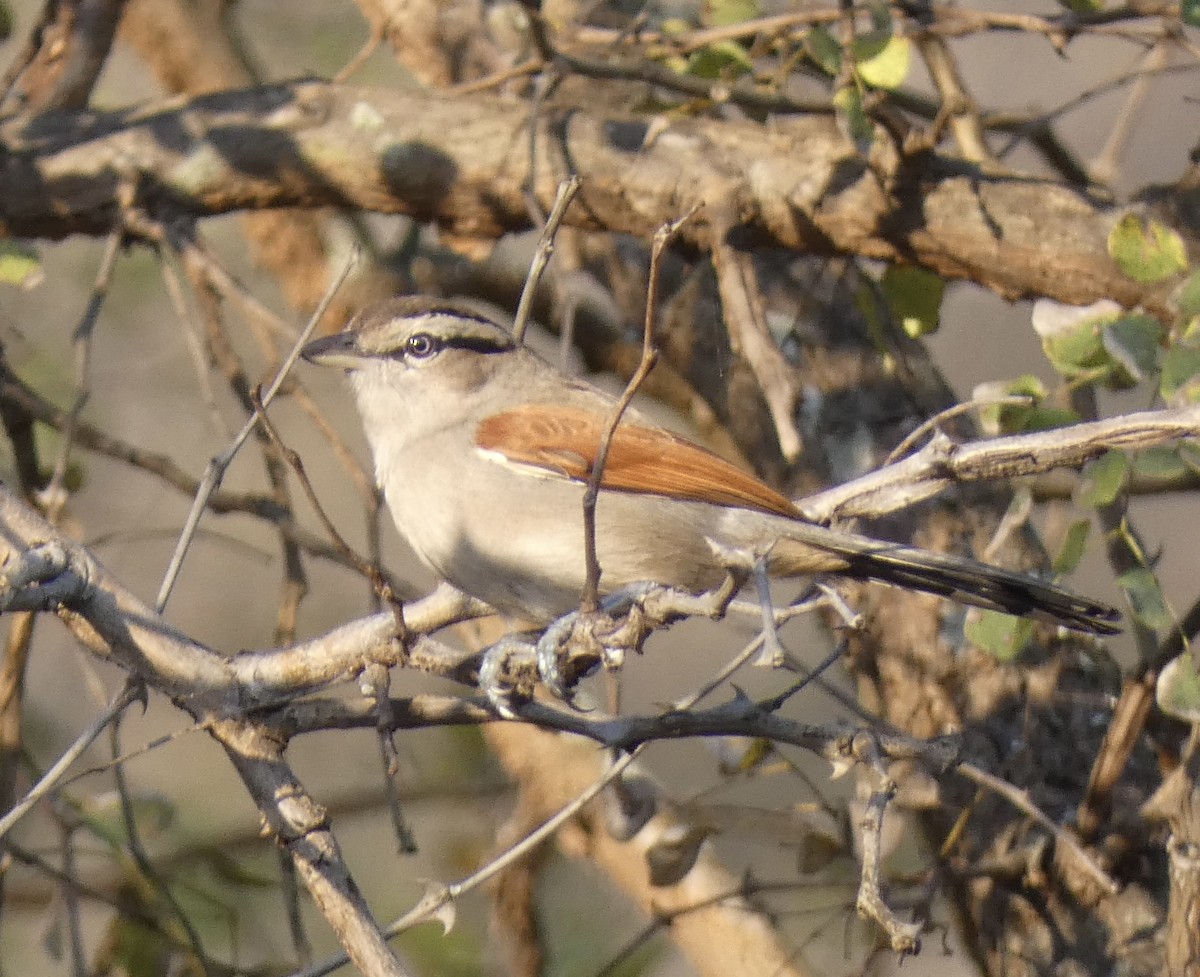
<box><xmin>155</xmin><ymin>248</ymin><xmax>360</xmax><ymax>613</ymax></box>
<box><xmin>578</xmin><ymin>206</ymin><xmax>701</xmax><ymax>613</ymax></box>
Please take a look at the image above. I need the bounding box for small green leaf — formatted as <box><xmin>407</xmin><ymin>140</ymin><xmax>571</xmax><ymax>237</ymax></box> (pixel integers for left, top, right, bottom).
<box><xmin>79</xmin><ymin>791</ymin><xmax>176</xmax><ymax>847</ymax></box>
<box><xmin>1176</xmin><ymin>269</ymin><xmax>1200</xmax><ymax>319</ymax></box>
<box><xmin>1183</xmin><ymin>0</ymin><xmax>1200</xmax><ymax>28</ymax></box>
<box><xmin>1101</xmin><ymin>314</ymin><xmax>1163</xmax><ymax>386</ymax></box>
<box><xmin>1053</xmin><ymin>519</ymin><xmax>1091</xmax><ymax>576</ymax></box>
<box><xmin>965</xmin><ymin>610</ymin><xmax>1035</xmax><ymax>662</ymax></box>
<box><xmin>1178</xmin><ymin>440</ymin><xmax>1200</xmax><ymax>474</ymax></box>
<box><xmin>1057</xmin><ymin>0</ymin><xmax>1104</xmax><ymax>12</ymax></box>
<box><xmin>806</xmin><ymin>26</ymin><xmax>841</xmax><ymax>75</ymax></box>
<box><xmin>1042</xmin><ymin>327</ymin><xmax>1108</xmax><ymax>380</ymax></box>
<box><xmin>1108</xmin><ymin>214</ymin><xmax>1187</xmax><ymax>284</ymax></box>
<box><xmin>1157</xmin><ymin>652</ymin><xmax>1200</xmax><ymax>722</ymax></box>
<box><xmin>1160</xmin><ymin>344</ymin><xmax>1200</xmax><ymax>405</ymax></box>
<box><xmin>833</xmin><ymin>85</ymin><xmax>873</xmax><ymax>155</ymax></box>
<box><xmin>1034</xmin><ymin>302</ymin><xmax>1117</xmax><ymax>380</ymax></box>
<box><xmin>0</xmin><ymin>241</ymin><xmax>43</xmax><ymax>289</ymax></box>
<box><xmin>685</xmin><ymin>40</ymin><xmax>754</xmax><ymax>79</ymax></box>
<box><xmin>882</xmin><ymin>265</ymin><xmax>944</xmax><ymax>337</ymax></box>
<box><xmin>975</xmin><ymin>375</ymin><xmax>1079</xmax><ymax>434</ymax></box>
<box><xmin>702</xmin><ymin>0</ymin><xmax>760</xmax><ymax>27</ymax></box>
<box><xmin>199</xmin><ymin>847</ymin><xmax>276</xmax><ymax>888</ymax></box>
<box><xmin>1118</xmin><ymin>566</ymin><xmax>1174</xmax><ymax>632</ymax></box>
<box><xmin>1078</xmin><ymin>450</ymin><xmax>1129</xmax><ymax>508</ymax></box>
<box><xmin>1024</xmin><ymin>406</ymin><xmax>1083</xmax><ymax>431</ymax></box>
<box><xmin>1131</xmin><ymin>445</ymin><xmax>1191</xmax><ymax>482</ymax></box>
<box><xmin>853</xmin><ymin>32</ymin><xmax>911</xmax><ymax>90</ymax></box>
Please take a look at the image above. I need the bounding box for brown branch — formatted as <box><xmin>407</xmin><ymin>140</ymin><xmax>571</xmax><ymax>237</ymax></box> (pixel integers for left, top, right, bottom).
<box><xmin>0</xmin><ymin>80</ymin><xmax>1183</xmax><ymax>316</ymax></box>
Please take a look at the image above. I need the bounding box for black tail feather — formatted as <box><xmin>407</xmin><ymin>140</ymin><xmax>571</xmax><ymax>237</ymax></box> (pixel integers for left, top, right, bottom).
<box><xmin>774</xmin><ymin>528</ymin><xmax>1121</xmax><ymax>635</ymax></box>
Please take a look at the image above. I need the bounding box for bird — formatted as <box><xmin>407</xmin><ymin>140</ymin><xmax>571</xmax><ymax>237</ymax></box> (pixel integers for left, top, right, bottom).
<box><xmin>301</xmin><ymin>296</ymin><xmax>1120</xmax><ymax>650</ymax></box>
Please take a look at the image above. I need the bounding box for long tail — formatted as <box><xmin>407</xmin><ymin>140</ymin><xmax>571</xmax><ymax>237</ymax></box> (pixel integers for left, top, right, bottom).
<box><xmin>771</xmin><ymin>527</ymin><xmax>1121</xmax><ymax>635</ymax></box>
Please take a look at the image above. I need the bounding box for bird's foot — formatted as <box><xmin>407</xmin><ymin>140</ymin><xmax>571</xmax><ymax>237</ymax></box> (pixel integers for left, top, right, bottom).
<box><xmin>526</xmin><ymin>583</ymin><xmax>663</xmax><ymax>706</ymax></box>
<box><xmin>484</xmin><ymin>576</ymin><xmax>747</xmax><ymax>710</ymax></box>
<box><xmin>479</xmin><ymin>635</ymin><xmax>538</xmax><ymax>718</ymax></box>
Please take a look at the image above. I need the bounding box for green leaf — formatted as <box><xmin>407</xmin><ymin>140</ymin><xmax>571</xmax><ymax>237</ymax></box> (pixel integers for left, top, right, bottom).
<box><xmin>1156</xmin><ymin>652</ymin><xmax>1200</xmax><ymax>722</ymax></box>
<box><xmin>976</xmin><ymin>375</ymin><xmax>1080</xmax><ymax>435</ymax></box>
<box><xmin>198</xmin><ymin>847</ymin><xmax>276</xmax><ymax>888</ymax></box>
<box><xmin>78</xmin><ymin>791</ymin><xmax>176</xmax><ymax>847</ymax></box>
<box><xmin>1052</xmin><ymin>519</ymin><xmax>1092</xmax><ymax>576</ymax></box>
<box><xmin>1131</xmin><ymin>445</ymin><xmax>1192</xmax><ymax>482</ymax></box>
<box><xmin>1118</xmin><ymin>566</ymin><xmax>1174</xmax><ymax>632</ymax></box>
<box><xmin>1176</xmin><ymin>269</ymin><xmax>1200</xmax><ymax>319</ymax></box>
<box><xmin>1178</xmin><ymin>440</ymin><xmax>1200</xmax><ymax>474</ymax></box>
<box><xmin>1183</xmin><ymin>0</ymin><xmax>1200</xmax><ymax>29</ymax></box>
<box><xmin>866</xmin><ymin>0</ymin><xmax>894</xmax><ymax>32</ymax></box>
<box><xmin>686</xmin><ymin>40</ymin><xmax>754</xmax><ymax>79</ymax></box>
<box><xmin>702</xmin><ymin>0</ymin><xmax>760</xmax><ymax>27</ymax></box>
<box><xmin>1160</xmin><ymin>344</ymin><xmax>1200</xmax><ymax>405</ymax></box>
<box><xmin>1024</xmin><ymin>406</ymin><xmax>1083</xmax><ymax>431</ymax></box>
<box><xmin>1078</xmin><ymin>450</ymin><xmax>1129</xmax><ymax>508</ymax></box>
<box><xmin>0</xmin><ymin>241</ymin><xmax>43</xmax><ymax>289</ymax></box>
<box><xmin>882</xmin><ymin>265</ymin><xmax>944</xmax><ymax>337</ymax></box>
<box><xmin>1035</xmin><ymin>309</ymin><xmax>1115</xmax><ymax>380</ymax></box>
<box><xmin>833</xmin><ymin>85</ymin><xmax>873</xmax><ymax>155</ymax></box>
<box><xmin>1101</xmin><ymin>314</ymin><xmax>1163</xmax><ymax>386</ymax></box>
<box><xmin>853</xmin><ymin>32</ymin><xmax>911</xmax><ymax>90</ymax></box>
<box><xmin>965</xmin><ymin>610</ymin><xmax>1035</xmax><ymax>662</ymax></box>
<box><xmin>1057</xmin><ymin>0</ymin><xmax>1104</xmax><ymax>12</ymax></box>
<box><xmin>806</xmin><ymin>26</ymin><xmax>841</xmax><ymax>75</ymax></box>
<box><xmin>1108</xmin><ymin>214</ymin><xmax>1187</xmax><ymax>284</ymax></box>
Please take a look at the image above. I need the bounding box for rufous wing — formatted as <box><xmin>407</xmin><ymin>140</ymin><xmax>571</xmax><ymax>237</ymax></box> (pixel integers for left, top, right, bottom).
<box><xmin>475</xmin><ymin>405</ymin><xmax>800</xmax><ymax>519</ymax></box>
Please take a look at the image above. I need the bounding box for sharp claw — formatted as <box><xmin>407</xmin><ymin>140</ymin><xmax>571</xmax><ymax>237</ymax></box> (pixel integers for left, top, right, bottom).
<box><xmin>536</xmin><ymin>621</ymin><xmax>577</xmax><ymax>706</ymax></box>
<box><xmin>480</xmin><ymin>637</ymin><xmax>531</xmax><ymax>719</ymax></box>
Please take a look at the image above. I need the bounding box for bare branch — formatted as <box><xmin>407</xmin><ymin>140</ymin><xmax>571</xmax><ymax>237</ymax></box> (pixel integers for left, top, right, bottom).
<box><xmin>801</xmin><ymin>404</ymin><xmax>1200</xmax><ymax>522</ymax></box>
<box><xmin>0</xmin><ymin>81</ymin><xmax>1183</xmax><ymax>315</ymax></box>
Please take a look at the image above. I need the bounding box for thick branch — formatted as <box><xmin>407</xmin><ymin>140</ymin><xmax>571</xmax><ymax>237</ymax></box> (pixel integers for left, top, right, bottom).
<box><xmin>0</xmin><ymin>80</ymin><xmax>1186</xmax><ymax>314</ymax></box>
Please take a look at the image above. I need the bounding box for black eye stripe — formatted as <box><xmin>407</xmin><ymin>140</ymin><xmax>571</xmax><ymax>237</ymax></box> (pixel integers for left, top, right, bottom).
<box><xmin>387</xmin><ymin>332</ymin><xmax>513</xmax><ymax>360</ymax></box>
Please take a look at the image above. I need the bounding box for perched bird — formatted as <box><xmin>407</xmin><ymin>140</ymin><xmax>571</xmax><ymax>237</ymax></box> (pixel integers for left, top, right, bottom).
<box><xmin>302</xmin><ymin>297</ymin><xmax>1120</xmax><ymax>641</ymax></box>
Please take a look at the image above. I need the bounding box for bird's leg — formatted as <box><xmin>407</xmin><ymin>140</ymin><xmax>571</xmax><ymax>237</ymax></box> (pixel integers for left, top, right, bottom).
<box><xmin>752</xmin><ymin>555</ymin><xmax>789</xmax><ymax>668</ymax></box>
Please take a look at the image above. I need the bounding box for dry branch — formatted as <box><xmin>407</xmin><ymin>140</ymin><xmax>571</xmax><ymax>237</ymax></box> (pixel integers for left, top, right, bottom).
<box><xmin>0</xmin><ymin>80</ymin><xmax>1187</xmax><ymax>314</ymax></box>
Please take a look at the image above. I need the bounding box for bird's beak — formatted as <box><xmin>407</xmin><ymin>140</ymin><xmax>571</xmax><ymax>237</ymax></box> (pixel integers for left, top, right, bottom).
<box><xmin>301</xmin><ymin>331</ymin><xmax>368</xmax><ymax>370</ymax></box>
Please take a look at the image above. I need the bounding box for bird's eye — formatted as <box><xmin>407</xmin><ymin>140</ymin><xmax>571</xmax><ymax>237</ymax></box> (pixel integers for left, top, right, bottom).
<box><xmin>405</xmin><ymin>332</ymin><xmax>439</xmax><ymax>359</ymax></box>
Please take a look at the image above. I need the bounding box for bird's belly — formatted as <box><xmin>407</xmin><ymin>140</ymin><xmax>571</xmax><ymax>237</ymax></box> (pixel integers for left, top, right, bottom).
<box><xmin>387</xmin><ymin>465</ymin><xmax>724</xmax><ymax>620</ymax></box>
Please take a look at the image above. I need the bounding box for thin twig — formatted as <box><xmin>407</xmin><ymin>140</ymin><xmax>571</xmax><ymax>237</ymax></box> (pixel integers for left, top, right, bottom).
<box><xmin>334</xmin><ymin>20</ymin><xmax>385</xmax><ymax>83</ymax></box>
<box><xmin>158</xmin><ymin>245</ymin><xmax>231</xmax><ymax>438</ymax></box>
<box><xmin>883</xmin><ymin>394</ymin><xmax>1033</xmax><ymax>466</ymax></box>
<box><xmin>155</xmin><ymin>248</ymin><xmax>359</xmax><ymax>613</ymax></box>
<box><xmin>42</xmin><ymin>227</ymin><xmax>123</xmax><ymax>516</ymax></box>
<box><xmin>110</xmin><ymin>710</ymin><xmax>212</xmax><ymax>975</ymax></box>
<box><xmin>249</xmin><ymin>388</ymin><xmax>406</xmax><ymax>625</ymax></box>
<box><xmin>956</xmin><ymin>760</ymin><xmax>1118</xmax><ymax>895</ymax></box>
<box><xmin>0</xmin><ymin>679</ymin><xmax>142</xmax><ymax>841</ymax></box>
<box><xmin>511</xmin><ymin>176</ymin><xmax>581</xmax><ymax>345</ymax></box>
<box><xmin>578</xmin><ymin>207</ymin><xmax>700</xmax><ymax>613</ymax></box>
